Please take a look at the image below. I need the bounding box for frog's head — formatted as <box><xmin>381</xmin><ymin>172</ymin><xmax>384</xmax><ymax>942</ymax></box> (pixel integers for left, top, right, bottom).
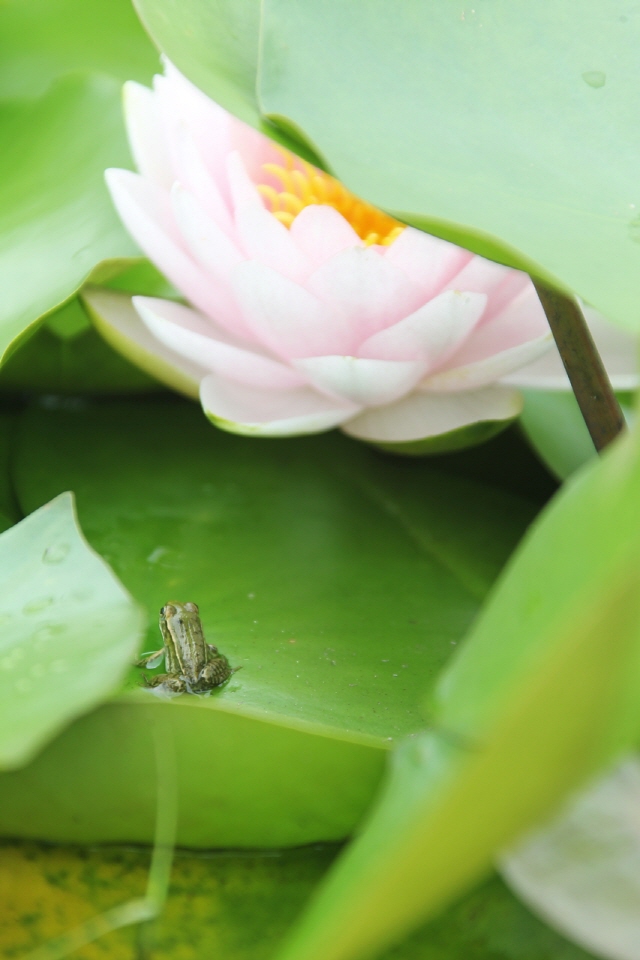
<box><xmin>160</xmin><ymin>601</ymin><xmax>199</xmax><ymax>619</ymax></box>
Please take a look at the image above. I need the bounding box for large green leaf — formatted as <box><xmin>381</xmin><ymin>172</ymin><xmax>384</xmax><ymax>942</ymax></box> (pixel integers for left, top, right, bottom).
<box><xmin>274</xmin><ymin>424</ymin><xmax>640</xmax><ymax>960</ymax></box>
<box><xmin>0</xmin><ymin>396</ymin><xmax>537</xmax><ymax>845</ymax></box>
<box><xmin>0</xmin><ymin>492</ymin><xmax>144</xmax><ymax>769</ymax></box>
<box><xmin>134</xmin><ymin>0</ymin><xmax>640</xmax><ymax>330</ymax></box>
<box><xmin>0</xmin><ymin>0</ymin><xmax>158</xmax><ymax>99</ymax></box>
<box><xmin>0</xmin><ymin>75</ymin><xmax>141</xmax><ymax>362</ymax></box>
<box><xmin>0</xmin><ymin>0</ymin><xmax>160</xmax><ymax>365</ymax></box>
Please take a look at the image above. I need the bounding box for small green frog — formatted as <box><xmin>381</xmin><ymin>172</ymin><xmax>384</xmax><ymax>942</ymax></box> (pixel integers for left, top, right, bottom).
<box><xmin>136</xmin><ymin>602</ymin><xmax>236</xmax><ymax>696</ymax></box>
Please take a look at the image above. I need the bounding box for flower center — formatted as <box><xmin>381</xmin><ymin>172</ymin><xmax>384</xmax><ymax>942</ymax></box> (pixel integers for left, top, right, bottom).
<box><xmin>256</xmin><ymin>149</ymin><xmax>405</xmax><ymax>247</ymax></box>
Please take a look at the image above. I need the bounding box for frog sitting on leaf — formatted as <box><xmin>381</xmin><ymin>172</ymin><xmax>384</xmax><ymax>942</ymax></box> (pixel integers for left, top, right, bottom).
<box><xmin>137</xmin><ymin>602</ymin><xmax>238</xmax><ymax>696</ymax></box>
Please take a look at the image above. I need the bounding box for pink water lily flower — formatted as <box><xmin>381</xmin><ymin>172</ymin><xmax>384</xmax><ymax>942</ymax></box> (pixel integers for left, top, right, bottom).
<box><xmin>98</xmin><ymin>61</ymin><xmax>557</xmax><ymax>447</ymax></box>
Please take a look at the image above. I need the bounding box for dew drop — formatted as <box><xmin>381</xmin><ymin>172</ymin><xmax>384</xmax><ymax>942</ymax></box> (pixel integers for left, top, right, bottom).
<box><xmin>146</xmin><ymin>546</ymin><xmax>184</xmax><ymax>569</ymax></box>
<box><xmin>51</xmin><ymin>659</ymin><xmax>68</xmax><ymax>673</ymax></box>
<box><xmin>23</xmin><ymin>597</ymin><xmax>55</xmax><ymax>615</ymax></box>
<box><xmin>29</xmin><ymin>663</ymin><xmax>46</xmax><ymax>679</ymax></box>
<box><xmin>628</xmin><ymin>216</ymin><xmax>640</xmax><ymax>243</ymax></box>
<box><xmin>42</xmin><ymin>543</ymin><xmax>70</xmax><ymax>565</ymax></box>
<box><xmin>33</xmin><ymin>623</ymin><xmax>65</xmax><ymax>645</ymax></box>
<box><xmin>14</xmin><ymin>678</ymin><xmax>33</xmax><ymax>693</ymax></box>
<box><xmin>582</xmin><ymin>70</ymin><xmax>606</xmax><ymax>89</ymax></box>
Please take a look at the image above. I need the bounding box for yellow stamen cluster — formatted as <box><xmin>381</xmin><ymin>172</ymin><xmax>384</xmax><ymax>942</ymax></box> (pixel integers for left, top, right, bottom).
<box><xmin>256</xmin><ymin>150</ymin><xmax>405</xmax><ymax>247</ymax></box>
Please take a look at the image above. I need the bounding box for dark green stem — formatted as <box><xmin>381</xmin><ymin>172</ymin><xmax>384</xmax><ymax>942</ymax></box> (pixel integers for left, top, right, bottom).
<box><xmin>532</xmin><ymin>279</ymin><xmax>625</xmax><ymax>453</ymax></box>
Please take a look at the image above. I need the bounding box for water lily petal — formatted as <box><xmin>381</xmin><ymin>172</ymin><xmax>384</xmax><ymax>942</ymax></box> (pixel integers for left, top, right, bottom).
<box><xmin>307</xmin><ymin>246</ymin><xmax>424</xmax><ymax>345</ymax></box>
<box><xmin>384</xmin><ymin>227</ymin><xmax>472</xmax><ymax>300</ymax></box>
<box><xmin>81</xmin><ymin>287</ymin><xmax>206</xmax><ymax>399</ymax></box>
<box><xmin>227</xmin><ymin>150</ymin><xmax>264</xmax><ymax>211</ymax></box>
<box><xmin>458</xmin><ymin>285</ymin><xmax>551</xmax><ymax>363</ymax></box>
<box><xmin>123</xmin><ymin>81</ymin><xmax>174</xmax><ymax>190</ymax></box>
<box><xmin>500</xmin><ymin>756</ymin><xmax>640</xmax><ymax>960</ymax></box>
<box><xmin>235</xmin><ymin>203</ymin><xmax>312</xmax><ymax>282</ymax></box>
<box><xmin>105</xmin><ymin>169</ymin><xmax>239</xmax><ymax>330</ymax></box>
<box><xmin>134</xmin><ymin>297</ymin><xmax>305</xmax><ymax>390</ymax></box>
<box><xmin>290</xmin><ymin>205</ymin><xmax>364</xmax><ymax>267</ymax></box>
<box><xmin>170</xmin><ymin>183</ymin><xmax>246</xmax><ymax>298</ymax></box>
<box><xmin>200</xmin><ymin>375</ymin><xmax>359</xmax><ymax>436</ymax></box>
<box><xmin>504</xmin><ymin>306</ymin><xmax>640</xmax><ymax>391</ymax></box>
<box><xmin>294</xmin><ymin>356</ymin><xmax>426</xmax><ymax>406</ymax></box>
<box><xmin>343</xmin><ymin>385</ymin><xmax>522</xmax><ymax>442</ymax></box>
<box><xmin>155</xmin><ymin>62</ymin><xmax>232</xmax><ymax>191</ymax></box>
<box><xmin>446</xmin><ymin>257</ymin><xmax>530</xmax><ymax>321</ymax></box>
<box><xmin>231</xmin><ymin>260</ymin><xmax>348</xmax><ymax>358</ymax></box>
<box><xmin>358</xmin><ymin>290</ymin><xmax>487</xmax><ymax>368</ymax></box>
<box><xmin>422</xmin><ymin>332</ymin><xmax>553</xmax><ymax>392</ymax></box>
<box><xmin>171</xmin><ymin>127</ymin><xmax>234</xmax><ymax>234</ymax></box>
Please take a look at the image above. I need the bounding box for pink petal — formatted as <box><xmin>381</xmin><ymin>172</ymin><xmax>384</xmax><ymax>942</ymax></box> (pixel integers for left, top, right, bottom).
<box><xmin>227</xmin><ymin>151</ymin><xmax>264</xmax><ymax>211</ymax></box>
<box><xmin>422</xmin><ymin>333</ymin><xmax>553</xmax><ymax>393</ymax></box>
<box><xmin>200</xmin><ymin>375</ymin><xmax>359</xmax><ymax>437</ymax></box>
<box><xmin>294</xmin><ymin>355</ymin><xmax>426</xmax><ymax>406</ymax></box>
<box><xmin>289</xmin><ymin>205</ymin><xmax>364</xmax><ymax>267</ymax></box>
<box><xmin>155</xmin><ymin>63</ymin><xmax>232</xmax><ymax>192</ymax></box>
<box><xmin>343</xmin><ymin>386</ymin><xmax>523</xmax><ymax>443</ymax></box>
<box><xmin>230</xmin><ymin>116</ymin><xmax>285</xmax><ymax>182</ymax></box>
<box><xmin>123</xmin><ymin>81</ymin><xmax>174</xmax><ymax>189</ymax></box>
<box><xmin>445</xmin><ymin>257</ymin><xmax>530</xmax><ymax>322</ymax></box>
<box><xmin>504</xmin><ymin>306</ymin><xmax>640</xmax><ymax>390</ymax></box>
<box><xmin>230</xmin><ymin>260</ymin><xmax>349</xmax><ymax>359</ymax></box>
<box><xmin>358</xmin><ymin>290</ymin><xmax>487</xmax><ymax>370</ymax></box>
<box><xmin>384</xmin><ymin>227</ymin><xmax>472</xmax><ymax>300</ymax></box>
<box><xmin>307</xmin><ymin>246</ymin><xmax>425</xmax><ymax>346</ymax></box>
<box><xmin>170</xmin><ymin>184</ymin><xmax>246</xmax><ymax>286</ymax></box>
<box><xmin>447</xmin><ymin>285</ymin><xmax>550</xmax><ymax>367</ymax></box>
<box><xmin>134</xmin><ymin>297</ymin><xmax>305</xmax><ymax>390</ymax></box>
<box><xmin>171</xmin><ymin>127</ymin><xmax>233</xmax><ymax>234</ymax></box>
<box><xmin>81</xmin><ymin>287</ymin><xmax>206</xmax><ymax>399</ymax></box>
<box><xmin>105</xmin><ymin>169</ymin><xmax>240</xmax><ymax>332</ymax></box>
<box><xmin>235</xmin><ymin>203</ymin><xmax>312</xmax><ymax>282</ymax></box>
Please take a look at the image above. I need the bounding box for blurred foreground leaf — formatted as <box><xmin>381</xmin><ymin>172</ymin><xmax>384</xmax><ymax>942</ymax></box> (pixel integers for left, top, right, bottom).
<box><xmin>0</xmin><ymin>492</ymin><xmax>144</xmax><ymax>768</ymax></box>
<box><xmin>275</xmin><ymin>423</ymin><xmax>640</xmax><ymax>960</ymax></box>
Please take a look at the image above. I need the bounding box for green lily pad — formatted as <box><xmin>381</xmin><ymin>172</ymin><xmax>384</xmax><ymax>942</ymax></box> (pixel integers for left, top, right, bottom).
<box><xmin>520</xmin><ymin>389</ymin><xmax>636</xmax><ymax>481</ymax></box>
<box><xmin>0</xmin><ymin>396</ymin><xmax>537</xmax><ymax>845</ymax></box>
<box><xmin>0</xmin><ymin>297</ymin><xmax>163</xmax><ymax>395</ymax></box>
<box><xmin>0</xmin><ymin>492</ymin><xmax>144</xmax><ymax>769</ymax></box>
<box><xmin>274</xmin><ymin>423</ymin><xmax>640</xmax><ymax>960</ymax></box>
<box><xmin>135</xmin><ymin>0</ymin><xmax>640</xmax><ymax>331</ymax></box>
<box><xmin>0</xmin><ymin>409</ymin><xmax>19</xmax><ymax>528</ymax></box>
<box><xmin>0</xmin><ymin>0</ymin><xmax>158</xmax><ymax>99</ymax></box>
<box><xmin>0</xmin><ymin>75</ymin><xmax>143</xmax><ymax>364</ymax></box>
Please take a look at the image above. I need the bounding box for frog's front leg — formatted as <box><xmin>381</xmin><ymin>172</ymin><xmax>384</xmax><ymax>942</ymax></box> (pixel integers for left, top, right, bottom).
<box><xmin>136</xmin><ymin>649</ymin><xmax>165</xmax><ymax>670</ymax></box>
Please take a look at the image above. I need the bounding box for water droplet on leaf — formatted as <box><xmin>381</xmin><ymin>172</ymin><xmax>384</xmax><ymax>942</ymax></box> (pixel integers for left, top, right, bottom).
<box><xmin>582</xmin><ymin>70</ymin><xmax>606</xmax><ymax>89</ymax></box>
<box><xmin>23</xmin><ymin>597</ymin><xmax>55</xmax><ymax>615</ymax></box>
<box><xmin>42</xmin><ymin>543</ymin><xmax>70</xmax><ymax>564</ymax></box>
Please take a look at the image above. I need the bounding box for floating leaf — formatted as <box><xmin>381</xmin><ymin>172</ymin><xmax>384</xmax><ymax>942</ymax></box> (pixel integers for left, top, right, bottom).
<box><xmin>0</xmin><ymin>492</ymin><xmax>144</xmax><ymax>768</ymax></box>
<box><xmin>0</xmin><ymin>396</ymin><xmax>537</xmax><ymax>846</ymax></box>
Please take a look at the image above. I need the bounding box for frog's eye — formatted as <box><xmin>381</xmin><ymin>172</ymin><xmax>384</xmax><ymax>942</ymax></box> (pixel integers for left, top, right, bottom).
<box><xmin>184</xmin><ymin>602</ymin><xmax>199</xmax><ymax>614</ymax></box>
<box><xmin>161</xmin><ymin>603</ymin><xmax>177</xmax><ymax>617</ymax></box>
